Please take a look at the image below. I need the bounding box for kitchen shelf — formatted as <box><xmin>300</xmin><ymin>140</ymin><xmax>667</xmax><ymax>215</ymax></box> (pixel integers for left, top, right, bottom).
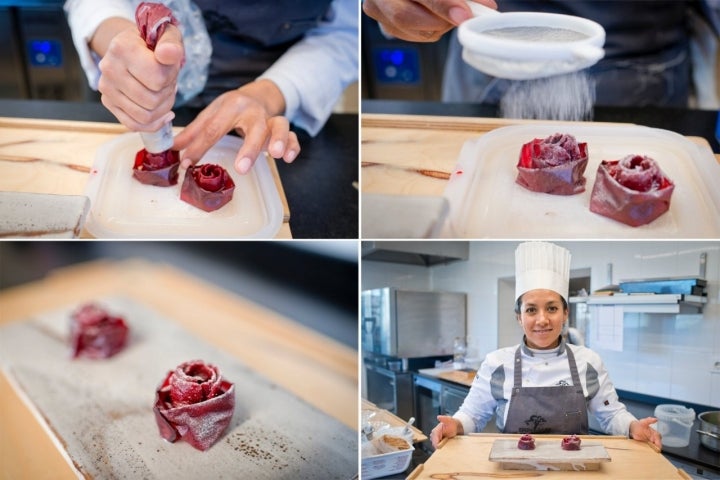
<box><xmin>578</xmin><ymin>294</ymin><xmax>707</xmax><ymax>313</ymax></box>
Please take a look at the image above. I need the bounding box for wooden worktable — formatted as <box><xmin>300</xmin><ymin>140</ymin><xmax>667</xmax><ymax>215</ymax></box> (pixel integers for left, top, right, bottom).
<box><xmin>408</xmin><ymin>434</ymin><xmax>690</xmax><ymax>479</ymax></box>
<box><xmin>361</xmin><ymin>113</ymin><xmax>720</xmax><ymax>197</ymax></box>
<box><xmin>0</xmin><ymin>259</ymin><xmax>357</xmax><ymax>479</ymax></box>
<box><xmin>0</xmin><ymin>117</ymin><xmax>291</xmax><ymax>238</ymax></box>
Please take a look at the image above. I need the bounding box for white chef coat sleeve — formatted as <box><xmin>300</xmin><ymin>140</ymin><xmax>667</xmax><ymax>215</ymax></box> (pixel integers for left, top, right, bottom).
<box><xmin>453</xmin><ymin>353</ymin><xmax>502</xmax><ymax>435</ymax></box>
<box><xmin>64</xmin><ymin>0</ymin><xmax>135</xmax><ymax>89</ymax></box>
<box><xmin>257</xmin><ymin>0</ymin><xmax>358</xmax><ymax>136</ymax></box>
<box><xmin>584</xmin><ymin>349</ymin><xmax>638</xmax><ymax>436</ymax></box>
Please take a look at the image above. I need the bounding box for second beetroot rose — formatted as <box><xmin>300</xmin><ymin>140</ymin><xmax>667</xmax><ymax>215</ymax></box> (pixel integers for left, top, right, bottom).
<box><xmin>180</xmin><ymin>164</ymin><xmax>236</xmax><ymax>212</ymax></box>
<box><xmin>153</xmin><ymin>360</ymin><xmax>235</xmax><ymax>451</ymax></box>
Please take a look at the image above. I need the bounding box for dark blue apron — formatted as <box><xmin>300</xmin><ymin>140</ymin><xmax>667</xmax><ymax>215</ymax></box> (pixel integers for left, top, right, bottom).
<box><xmin>503</xmin><ymin>343</ymin><xmax>589</xmax><ymax>435</ymax></box>
<box><xmin>190</xmin><ymin>0</ymin><xmax>334</xmax><ymax>104</ymax></box>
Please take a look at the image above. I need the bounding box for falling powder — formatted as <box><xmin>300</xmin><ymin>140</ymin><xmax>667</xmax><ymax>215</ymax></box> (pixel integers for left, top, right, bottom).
<box><xmin>500</xmin><ymin>70</ymin><xmax>596</xmax><ymax>121</ymax></box>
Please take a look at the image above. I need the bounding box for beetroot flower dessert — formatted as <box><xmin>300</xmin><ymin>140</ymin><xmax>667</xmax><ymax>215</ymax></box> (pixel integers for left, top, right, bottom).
<box><xmin>589</xmin><ymin>154</ymin><xmax>675</xmax><ymax>227</ymax></box>
<box><xmin>517</xmin><ymin>433</ymin><xmax>535</xmax><ymax>450</ymax></box>
<box><xmin>180</xmin><ymin>164</ymin><xmax>236</xmax><ymax>212</ymax></box>
<box><xmin>133</xmin><ymin>149</ymin><xmax>180</xmax><ymax>186</ymax></box>
<box><xmin>70</xmin><ymin>303</ymin><xmax>129</xmax><ymax>359</ymax></box>
<box><xmin>516</xmin><ymin>133</ymin><xmax>589</xmax><ymax>195</ymax></box>
<box><xmin>561</xmin><ymin>434</ymin><xmax>582</xmax><ymax>451</ymax></box>
<box><xmin>154</xmin><ymin>360</ymin><xmax>235</xmax><ymax>451</ymax></box>
<box><xmin>132</xmin><ymin>2</ymin><xmax>181</xmax><ymax>187</ymax></box>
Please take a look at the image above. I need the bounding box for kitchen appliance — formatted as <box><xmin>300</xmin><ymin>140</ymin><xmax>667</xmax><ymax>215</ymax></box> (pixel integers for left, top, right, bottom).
<box><xmin>361</xmin><ymin>288</ymin><xmax>467</xmax><ymax>358</ymax></box>
<box><xmin>0</xmin><ymin>5</ymin><xmax>97</xmax><ymax>101</ymax></box>
<box><xmin>364</xmin><ymin>362</ymin><xmax>414</xmax><ymax>420</ymax></box>
<box><xmin>698</xmin><ymin>411</ymin><xmax>720</xmax><ymax>452</ymax></box>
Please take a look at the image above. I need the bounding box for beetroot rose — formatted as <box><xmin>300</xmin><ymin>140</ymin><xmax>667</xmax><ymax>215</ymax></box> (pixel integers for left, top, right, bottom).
<box><xmin>70</xmin><ymin>303</ymin><xmax>129</xmax><ymax>359</ymax></box>
<box><xmin>561</xmin><ymin>434</ymin><xmax>582</xmax><ymax>450</ymax></box>
<box><xmin>153</xmin><ymin>360</ymin><xmax>235</xmax><ymax>451</ymax></box>
<box><xmin>516</xmin><ymin>133</ymin><xmax>588</xmax><ymax>195</ymax></box>
<box><xmin>180</xmin><ymin>164</ymin><xmax>236</xmax><ymax>212</ymax></box>
<box><xmin>133</xmin><ymin>149</ymin><xmax>180</xmax><ymax>186</ymax></box>
<box><xmin>589</xmin><ymin>154</ymin><xmax>675</xmax><ymax>227</ymax></box>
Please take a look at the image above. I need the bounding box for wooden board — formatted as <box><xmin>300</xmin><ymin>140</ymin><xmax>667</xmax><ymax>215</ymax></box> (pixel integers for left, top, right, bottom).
<box><xmin>407</xmin><ymin>434</ymin><xmax>688</xmax><ymax>479</ymax></box>
<box><xmin>0</xmin><ymin>296</ymin><xmax>356</xmax><ymax>479</ymax></box>
<box><xmin>0</xmin><ymin>259</ymin><xmax>358</xmax><ymax>480</ymax></box>
<box><xmin>0</xmin><ymin>117</ymin><xmax>291</xmax><ymax>238</ymax></box>
<box><xmin>489</xmin><ymin>439</ymin><xmax>610</xmax><ymax>471</ymax></box>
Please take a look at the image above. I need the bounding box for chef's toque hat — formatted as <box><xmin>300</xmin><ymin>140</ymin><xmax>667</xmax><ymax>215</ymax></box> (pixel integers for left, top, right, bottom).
<box><xmin>515</xmin><ymin>241</ymin><xmax>571</xmax><ymax>303</ymax></box>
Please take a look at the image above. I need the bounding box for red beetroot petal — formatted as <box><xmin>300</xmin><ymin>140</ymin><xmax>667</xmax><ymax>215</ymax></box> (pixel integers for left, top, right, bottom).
<box><xmin>589</xmin><ymin>160</ymin><xmax>674</xmax><ymax>227</ymax></box>
<box><xmin>158</xmin><ymin>382</ymin><xmax>235</xmax><ymax>451</ymax></box>
<box><xmin>194</xmin><ymin>165</ymin><xmax>226</xmax><ymax>192</ymax></box>
<box><xmin>135</xmin><ymin>2</ymin><xmax>177</xmax><ymax>50</ymax></box>
<box><xmin>169</xmin><ymin>361</ymin><xmax>221</xmax><ymax>405</ymax></box>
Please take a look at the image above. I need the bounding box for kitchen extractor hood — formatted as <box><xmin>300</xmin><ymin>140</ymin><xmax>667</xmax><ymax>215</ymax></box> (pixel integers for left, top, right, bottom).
<box><xmin>361</xmin><ymin>241</ymin><xmax>469</xmax><ymax>266</ymax></box>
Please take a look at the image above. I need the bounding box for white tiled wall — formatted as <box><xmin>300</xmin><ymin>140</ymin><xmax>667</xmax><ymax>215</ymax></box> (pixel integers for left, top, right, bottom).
<box><xmin>361</xmin><ymin>241</ymin><xmax>720</xmax><ymax>407</ymax></box>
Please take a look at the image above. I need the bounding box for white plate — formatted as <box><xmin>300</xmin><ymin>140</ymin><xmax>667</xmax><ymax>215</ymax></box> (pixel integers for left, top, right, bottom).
<box><xmin>442</xmin><ymin>124</ymin><xmax>720</xmax><ymax>238</ymax></box>
<box><xmin>0</xmin><ymin>191</ymin><xmax>89</xmax><ymax>238</ymax></box>
<box><xmin>84</xmin><ymin>133</ymin><xmax>283</xmax><ymax>238</ymax></box>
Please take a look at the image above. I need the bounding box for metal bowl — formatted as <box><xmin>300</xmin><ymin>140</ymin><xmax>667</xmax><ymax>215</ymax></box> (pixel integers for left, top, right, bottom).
<box><xmin>697</xmin><ymin>411</ymin><xmax>720</xmax><ymax>452</ymax></box>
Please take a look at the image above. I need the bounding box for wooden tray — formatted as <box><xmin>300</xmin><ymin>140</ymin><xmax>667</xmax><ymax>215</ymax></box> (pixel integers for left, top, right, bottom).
<box><xmin>0</xmin><ymin>117</ymin><xmax>291</xmax><ymax>238</ymax></box>
<box><xmin>489</xmin><ymin>438</ymin><xmax>611</xmax><ymax>471</ymax></box>
<box><xmin>407</xmin><ymin>434</ymin><xmax>689</xmax><ymax>479</ymax></box>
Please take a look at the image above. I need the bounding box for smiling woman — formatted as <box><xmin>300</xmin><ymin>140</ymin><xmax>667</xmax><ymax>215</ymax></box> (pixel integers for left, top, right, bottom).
<box><xmin>429</xmin><ymin>241</ymin><xmax>662</xmax><ymax>451</ymax></box>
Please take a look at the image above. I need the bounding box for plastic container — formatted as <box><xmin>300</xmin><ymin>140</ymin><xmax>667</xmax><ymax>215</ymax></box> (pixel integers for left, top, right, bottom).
<box><xmin>441</xmin><ymin>123</ymin><xmax>720</xmax><ymax>238</ymax></box>
<box><xmin>84</xmin><ymin>133</ymin><xmax>283</xmax><ymax>238</ymax></box>
<box><xmin>654</xmin><ymin>404</ymin><xmax>695</xmax><ymax>448</ymax></box>
<box><xmin>361</xmin><ymin>446</ymin><xmax>413</xmax><ymax>480</ymax></box>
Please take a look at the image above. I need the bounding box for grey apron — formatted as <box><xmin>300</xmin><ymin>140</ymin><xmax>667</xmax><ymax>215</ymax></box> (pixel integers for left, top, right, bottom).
<box><xmin>503</xmin><ymin>343</ymin><xmax>589</xmax><ymax>435</ymax></box>
<box><xmin>189</xmin><ymin>0</ymin><xmax>334</xmax><ymax>105</ymax></box>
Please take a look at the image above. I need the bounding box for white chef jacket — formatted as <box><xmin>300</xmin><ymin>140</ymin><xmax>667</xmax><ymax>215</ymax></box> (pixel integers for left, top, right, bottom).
<box><xmin>454</xmin><ymin>339</ymin><xmax>637</xmax><ymax>437</ymax></box>
<box><xmin>63</xmin><ymin>0</ymin><xmax>358</xmax><ymax>136</ymax></box>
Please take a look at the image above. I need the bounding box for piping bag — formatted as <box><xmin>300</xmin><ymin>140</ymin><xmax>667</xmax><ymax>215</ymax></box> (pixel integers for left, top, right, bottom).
<box><xmin>135</xmin><ymin>2</ymin><xmax>181</xmax><ymax>153</ymax></box>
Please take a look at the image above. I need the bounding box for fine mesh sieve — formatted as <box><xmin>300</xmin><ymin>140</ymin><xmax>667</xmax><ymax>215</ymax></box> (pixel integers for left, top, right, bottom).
<box><xmin>458</xmin><ymin>1</ymin><xmax>606</xmax><ymax>80</ymax></box>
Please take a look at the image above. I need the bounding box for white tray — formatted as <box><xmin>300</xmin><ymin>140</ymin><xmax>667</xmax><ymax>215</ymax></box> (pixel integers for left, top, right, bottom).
<box><xmin>84</xmin><ymin>133</ymin><xmax>283</xmax><ymax>238</ymax></box>
<box><xmin>442</xmin><ymin>124</ymin><xmax>720</xmax><ymax>238</ymax></box>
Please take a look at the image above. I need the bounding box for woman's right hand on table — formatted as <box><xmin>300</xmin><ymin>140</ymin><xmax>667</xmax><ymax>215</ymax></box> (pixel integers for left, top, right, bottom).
<box><xmin>430</xmin><ymin>415</ymin><xmax>464</xmax><ymax>448</ymax></box>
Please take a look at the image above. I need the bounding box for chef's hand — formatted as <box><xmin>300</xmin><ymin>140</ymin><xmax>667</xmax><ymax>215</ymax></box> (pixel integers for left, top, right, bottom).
<box><xmin>173</xmin><ymin>79</ymin><xmax>300</xmax><ymax>175</ymax></box>
<box><xmin>91</xmin><ymin>18</ymin><xmax>183</xmax><ymax>133</ymax></box>
<box><xmin>363</xmin><ymin>0</ymin><xmax>497</xmax><ymax>42</ymax></box>
<box><xmin>430</xmin><ymin>415</ymin><xmax>464</xmax><ymax>448</ymax></box>
<box><xmin>630</xmin><ymin>417</ymin><xmax>662</xmax><ymax>450</ymax></box>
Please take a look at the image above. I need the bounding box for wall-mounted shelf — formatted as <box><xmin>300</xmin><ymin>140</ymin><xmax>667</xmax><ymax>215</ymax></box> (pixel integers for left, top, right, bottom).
<box><xmin>575</xmin><ymin>294</ymin><xmax>707</xmax><ymax>314</ymax></box>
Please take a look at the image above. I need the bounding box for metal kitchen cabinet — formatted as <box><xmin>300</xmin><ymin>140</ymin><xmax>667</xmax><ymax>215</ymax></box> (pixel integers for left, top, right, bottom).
<box><xmin>414</xmin><ymin>374</ymin><xmax>472</xmax><ymax>452</ymax></box>
<box><xmin>441</xmin><ymin>384</ymin><xmax>468</xmax><ymax>416</ymax></box>
<box><xmin>364</xmin><ymin>364</ymin><xmax>414</xmax><ymax>421</ymax></box>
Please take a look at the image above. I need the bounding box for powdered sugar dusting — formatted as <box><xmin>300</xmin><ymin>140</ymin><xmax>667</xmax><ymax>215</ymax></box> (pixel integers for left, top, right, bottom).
<box><xmin>501</xmin><ymin>71</ymin><xmax>596</xmax><ymax>121</ymax></box>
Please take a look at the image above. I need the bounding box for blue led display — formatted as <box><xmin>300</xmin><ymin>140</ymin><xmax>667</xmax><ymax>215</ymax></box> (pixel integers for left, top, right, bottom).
<box><xmin>27</xmin><ymin>39</ymin><xmax>63</xmax><ymax>67</ymax></box>
<box><xmin>373</xmin><ymin>47</ymin><xmax>420</xmax><ymax>84</ymax></box>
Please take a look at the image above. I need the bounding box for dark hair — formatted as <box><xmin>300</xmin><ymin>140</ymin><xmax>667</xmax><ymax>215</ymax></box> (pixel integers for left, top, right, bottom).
<box><xmin>514</xmin><ymin>292</ymin><xmax>568</xmax><ymax>315</ymax></box>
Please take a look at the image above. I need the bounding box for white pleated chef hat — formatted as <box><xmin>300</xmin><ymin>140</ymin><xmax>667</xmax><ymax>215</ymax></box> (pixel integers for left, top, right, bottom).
<box><xmin>515</xmin><ymin>241</ymin><xmax>571</xmax><ymax>303</ymax></box>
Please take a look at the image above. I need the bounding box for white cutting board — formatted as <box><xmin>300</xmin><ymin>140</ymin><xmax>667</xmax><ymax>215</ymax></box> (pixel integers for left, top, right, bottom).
<box><xmin>84</xmin><ymin>134</ymin><xmax>283</xmax><ymax>238</ymax></box>
<box><xmin>442</xmin><ymin>124</ymin><xmax>720</xmax><ymax>238</ymax></box>
<box><xmin>489</xmin><ymin>439</ymin><xmax>611</xmax><ymax>471</ymax></box>
<box><xmin>0</xmin><ymin>297</ymin><xmax>356</xmax><ymax>479</ymax></box>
